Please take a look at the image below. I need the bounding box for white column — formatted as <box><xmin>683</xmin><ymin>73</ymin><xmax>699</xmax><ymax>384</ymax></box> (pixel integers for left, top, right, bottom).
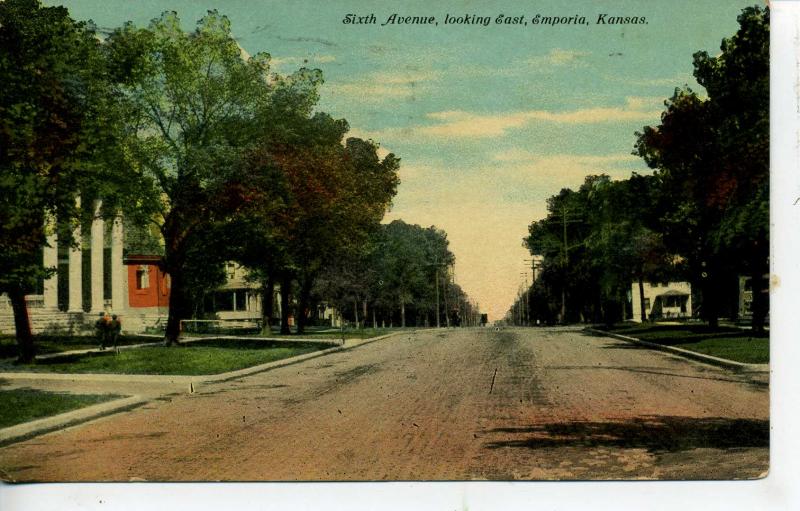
<box><xmin>42</xmin><ymin>218</ymin><xmax>58</xmax><ymax>310</ymax></box>
<box><xmin>90</xmin><ymin>199</ymin><xmax>105</xmax><ymax>313</ymax></box>
<box><xmin>111</xmin><ymin>214</ymin><xmax>126</xmax><ymax>312</ymax></box>
<box><xmin>67</xmin><ymin>198</ymin><xmax>83</xmax><ymax>313</ymax></box>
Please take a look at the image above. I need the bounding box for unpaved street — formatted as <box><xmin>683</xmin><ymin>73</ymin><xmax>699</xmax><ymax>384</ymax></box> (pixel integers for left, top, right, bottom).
<box><xmin>0</xmin><ymin>328</ymin><xmax>769</xmax><ymax>481</ymax></box>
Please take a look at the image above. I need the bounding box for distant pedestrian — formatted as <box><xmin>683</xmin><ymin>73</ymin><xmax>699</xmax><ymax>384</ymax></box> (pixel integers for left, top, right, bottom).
<box><xmin>109</xmin><ymin>314</ymin><xmax>122</xmax><ymax>350</ymax></box>
<box><xmin>95</xmin><ymin>312</ymin><xmax>110</xmax><ymax>349</ymax></box>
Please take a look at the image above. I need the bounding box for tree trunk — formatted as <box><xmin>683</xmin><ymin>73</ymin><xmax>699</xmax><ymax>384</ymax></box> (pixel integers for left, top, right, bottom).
<box><xmin>164</xmin><ymin>269</ymin><xmax>188</xmax><ymax>346</ymax></box>
<box><xmin>372</xmin><ymin>307</ymin><xmax>377</xmax><ymax>329</ymax></box>
<box><xmin>9</xmin><ymin>287</ymin><xmax>35</xmax><ymax>363</ymax></box>
<box><xmin>750</xmin><ymin>268</ymin><xmax>768</xmax><ymax>334</ymax></box>
<box><xmin>400</xmin><ymin>300</ymin><xmax>406</xmax><ymax>328</ymax></box>
<box><xmin>701</xmin><ymin>276</ymin><xmax>719</xmax><ymax>328</ymax></box>
<box><xmin>638</xmin><ymin>275</ymin><xmax>647</xmax><ymax>322</ymax></box>
<box><xmin>280</xmin><ymin>274</ymin><xmax>292</xmax><ymax>335</ymax></box>
<box><xmin>261</xmin><ymin>274</ymin><xmax>274</xmax><ymax>335</ymax></box>
<box><xmin>362</xmin><ymin>300</ymin><xmax>368</xmax><ymax>329</ymax></box>
<box><xmin>353</xmin><ymin>298</ymin><xmax>359</xmax><ymax>329</ymax></box>
<box><xmin>296</xmin><ymin>277</ymin><xmax>312</xmax><ymax>335</ymax></box>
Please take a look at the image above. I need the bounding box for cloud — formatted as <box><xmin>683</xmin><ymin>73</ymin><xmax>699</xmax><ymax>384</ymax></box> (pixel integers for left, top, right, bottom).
<box><xmin>392</xmin><ymin>98</ymin><xmax>661</xmax><ymax>139</ymax></box>
<box><xmin>493</xmin><ymin>150</ymin><xmax>638</xmax><ymax>166</ymax></box>
<box><xmin>420</xmin><ymin>111</ymin><xmax>532</xmax><ymax>138</ymax></box>
<box><xmin>607</xmin><ymin>73</ymin><xmax>695</xmax><ymax>87</ymax></box>
<box><xmin>324</xmin><ymin>69</ymin><xmax>442</xmax><ymax>101</ymax></box>
<box><xmin>624</xmin><ymin>96</ymin><xmax>666</xmax><ymax>111</ymax></box>
<box><xmin>502</xmin><ymin>154</ymin><xmax>641</xmax><ymax>185</ymax></box>
<box><xmin>525</xmin><ymin>48</ymin><xmax>591</xmax><ymax>67</ymax></box>
<box><xmin>270</xmin><ymin>54</ymin><xmax>337</xmax><ymax>68</ymax></box>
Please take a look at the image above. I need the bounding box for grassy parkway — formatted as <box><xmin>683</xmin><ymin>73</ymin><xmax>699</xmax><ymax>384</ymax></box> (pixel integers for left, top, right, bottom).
<box><xmin>0</xmin><ymin>327</ymin><xmax>768</xmax><ymax>481</ymax></box>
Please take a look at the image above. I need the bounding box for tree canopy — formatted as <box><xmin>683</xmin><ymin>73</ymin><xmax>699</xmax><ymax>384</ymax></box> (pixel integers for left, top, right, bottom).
<box><xmin>0</xmin><ymin>0</ymin><xmax>132</xmax><ymax>361</ymax></box>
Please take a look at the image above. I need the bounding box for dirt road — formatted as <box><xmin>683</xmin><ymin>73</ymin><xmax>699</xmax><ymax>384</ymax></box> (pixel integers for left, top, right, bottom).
<box><xmin>0</xmin><ymin>327</ymin><xmax>769</xmax><ymax>481</ymax></box>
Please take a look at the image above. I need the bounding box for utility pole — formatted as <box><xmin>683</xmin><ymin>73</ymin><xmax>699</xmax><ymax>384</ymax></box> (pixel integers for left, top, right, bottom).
<box><xmin>544</xmin><ymin>204</ymin><xmax>583</xmax><ymax>324</ymax></box>
<box><xmin>434</xmin><ymin>266</ymin><xmax>440</xmax><ymax>328</ymax></box>
<box><xmin>442</xmin><ymin>266</ymin><xmax>450</xmax><ymax>328</ymax></box>
<box><xmin>520</xmin><ymin>272</ymin><xmax>529</xmax><ymax>326</ymax></box>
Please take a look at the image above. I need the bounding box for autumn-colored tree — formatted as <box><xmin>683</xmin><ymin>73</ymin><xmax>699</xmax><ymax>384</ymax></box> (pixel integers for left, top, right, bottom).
<box><xmin>635</xmin><ymin>5</ymin><xmax>769</xmax><ymax>329</ymax></box>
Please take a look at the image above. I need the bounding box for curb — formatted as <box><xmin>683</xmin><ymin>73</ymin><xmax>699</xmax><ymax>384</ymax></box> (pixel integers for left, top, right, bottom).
<box><xmin>584</xmin><ymin>328</ymin><xmax>769</xmax><ymax>373</ymax></box>
<box><xmin>0</xmin><ymin>395</ymin><xmax>148</xmax><ymax>448</ymax></box>
<box><xmin>191</xmin><ymin>329</ymin><xmax>415</xmax><ymax>390</ymax></box>
<box><xmin>0</xmin><ymin>330</ymin><xmax>412</xmax><ymax>386</ymax></box>
<box><xmin>0</xmin><ymin>330</ymin><xmax>414</xmax><ymax>447</ymax></box>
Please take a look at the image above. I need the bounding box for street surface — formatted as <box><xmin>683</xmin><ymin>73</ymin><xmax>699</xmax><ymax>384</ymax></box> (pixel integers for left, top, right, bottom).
<box><xmin>0</xmin><ymin>327</ymin><xmax>768</xmax><ymax>481</ymax></box>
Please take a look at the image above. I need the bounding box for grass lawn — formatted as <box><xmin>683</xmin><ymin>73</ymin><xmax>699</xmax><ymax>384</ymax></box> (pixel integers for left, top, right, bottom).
<box><xmin>0</xmin><ymin>334</ymin><xmax>158</xmax><ymax>359</ymax></box>
<box><xmin>600</xmin><ymin>323</ymin><xmax>769</xmax><ymax>364</ymax></box>
<box><xmin>0</xmin><ymin>339</ymin><xmax>328</xmax><ymax>375</ymax></box>
<box><xmin>0</xmin><ymin>388</ymin><xmax>122</xmax><ymax>429</ymax></box>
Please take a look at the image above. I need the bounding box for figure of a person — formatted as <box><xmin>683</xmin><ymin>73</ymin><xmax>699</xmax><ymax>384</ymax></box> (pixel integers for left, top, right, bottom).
<box><xmin>95</xmin><ymin>312</ymin><xmax>110</xmax><ymax>349</ymax></box>
<box><xmin>109</xmin><ymin>314</ymin><xmax>122</xmax><ymax>350</ymax></box>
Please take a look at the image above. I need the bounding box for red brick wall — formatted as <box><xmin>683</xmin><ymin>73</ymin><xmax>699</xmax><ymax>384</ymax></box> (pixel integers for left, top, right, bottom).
<box><xmin>127</xmin><ymin>263</ymin><xmax>170</xmax><ymax>308</ymax></box>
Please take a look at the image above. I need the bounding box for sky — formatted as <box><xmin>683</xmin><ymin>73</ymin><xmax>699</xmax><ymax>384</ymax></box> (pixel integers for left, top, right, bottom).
<box><xmin>52</xmin><ymin>0</ymin><xmax>759</xmax><ymax>320</ymax></box>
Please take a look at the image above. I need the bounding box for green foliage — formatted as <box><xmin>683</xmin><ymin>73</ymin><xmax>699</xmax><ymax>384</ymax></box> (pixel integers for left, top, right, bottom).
<box><xmin>0</xmin><ymin>388</ymin><xmax>121</xmax><ymax>429</ymax></box>
<box><xmin>4</xmin><ymin>342</ymin><xmax>324</xmax><ymax>375</ymax></box>
<box><xmin>1</xmin><ymin>0</ymin><xmax>101</xmax><ymax>292</ymax></box>
<box><xmin>634</xmin><ymin>5</ymin><xmax>769</xmax><ymax>326</ymax></box>
<box><xmin>522</xmin><ymin>5</ymin><xmax>769</xmax><ymax>327</ymax></box>
<box><xmin>313</xmin><ymin>219</ymin><xmax>459</xmax><ymax>327</ymax></box>
<box><xmin>0</xmin><ymin>0</ymin><xmax>147</xmax><ymax>359</ymax></box>
<box><xmin>603</xmin><ymin>324</ymin><xmax>768</xmax><ymax>364</ymax></box>
<box><xmin>105</xmin><ymin>10</ymin><xmax>329</xmax><ymax>340</ymax></box>
<box><xmin>523</xmin><ymin>175</ymin><xmax>670</xmax><ymax>323</ymax></box>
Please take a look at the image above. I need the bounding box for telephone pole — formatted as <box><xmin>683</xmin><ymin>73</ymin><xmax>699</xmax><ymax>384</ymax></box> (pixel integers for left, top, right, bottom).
<box><xmin>547</xmin><ymin>204</ymin><xmax>584</xmax><ymax>324</ymax></box>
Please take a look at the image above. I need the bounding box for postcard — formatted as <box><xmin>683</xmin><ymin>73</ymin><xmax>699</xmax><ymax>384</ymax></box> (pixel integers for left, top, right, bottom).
<box><xmin>0</xmin><ymin>0</ymin><xmax>778</xmax><ymax>492</ymax></box>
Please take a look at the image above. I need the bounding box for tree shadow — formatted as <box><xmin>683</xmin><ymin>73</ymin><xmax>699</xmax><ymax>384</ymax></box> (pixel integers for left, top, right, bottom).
<box><xmin>483</xmin><ymin>416</ymin><xmax>768</xmax><ymax>453</ymax></box>
<box><xmin>545</xmin><ymin>364</ymin><xmax>767</xmax><ymax>388</ymax></box>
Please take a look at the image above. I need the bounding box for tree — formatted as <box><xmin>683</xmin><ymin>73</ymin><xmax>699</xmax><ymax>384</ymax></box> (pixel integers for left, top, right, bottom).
<box><xmin>236</xmin><ymin>109</ymin><xmax>399</xmax><ymax>335</ymax></box>
<box><xmin>584</xmin><ymin>174</ymin><xmax>674</xmax><ymax>324</ymax></box>
<box><xmin>0</xmin><ymin>0</ymin><xmax>131</xmax><ymax>362</ymax></box>
<box><xmin>525</xmin><ymin>178</ymin><xmax>598</xmax><ymax>323</ymax></box>
<box><xmin>634</xmin><ymin>5</ymin><xmax>769</xmax><ymax>329</ymax></box>
<box><xmin>106</xmin><ymin>11</ymin><xmax>324</xmax><ymax>343</ymax></box>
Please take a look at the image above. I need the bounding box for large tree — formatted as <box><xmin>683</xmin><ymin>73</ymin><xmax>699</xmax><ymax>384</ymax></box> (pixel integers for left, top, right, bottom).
<box><xmin>106</xmin><ymin>11</ymin><xmax>324</xmax><ymax>343</ymax></box>
<box><xmin>634</xmin><ymin>5</ymin><xmax>769</xmax><ymax>329</ymax></box>
<box><xmin>0</xmin><ymin>0</ymin><xmax>133</xmax><ymax>362</ymax></box>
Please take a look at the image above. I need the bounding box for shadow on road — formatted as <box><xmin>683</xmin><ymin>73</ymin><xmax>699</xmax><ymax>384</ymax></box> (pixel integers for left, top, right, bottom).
<box><xmin>483</xmin><ymin>416</ymin><xmax>769</xmax><ymax>453</ymax></box>
<box><xmin>545</xmin><ymin>363</ymin><xmax>767</xmax><ymax>388</ymax></box>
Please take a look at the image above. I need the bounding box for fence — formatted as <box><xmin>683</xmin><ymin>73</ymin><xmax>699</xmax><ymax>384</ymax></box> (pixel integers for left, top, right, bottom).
<box><xmin>179</xmin><ymin>318</ymin><xmax>263</xmax><ymax>335</ymax></box>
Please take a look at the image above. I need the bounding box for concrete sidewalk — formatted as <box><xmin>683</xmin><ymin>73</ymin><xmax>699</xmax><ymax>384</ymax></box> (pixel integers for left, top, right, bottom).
<box><xmin>584</xmin><ymin>327</ymin><xmax>770</xmax><ymax>378</ymax></box>
<box><xmin>0</xmin><ymin>329</ymin><xmax>414</xmax><ymax>446</ymax></box>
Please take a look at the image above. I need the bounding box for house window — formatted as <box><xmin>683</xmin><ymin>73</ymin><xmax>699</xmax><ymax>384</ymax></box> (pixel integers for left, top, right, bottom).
<box><xmin>136</xmin><ymin>266</ymin><xmax>150</xmax><ymax>290</ymax></box>
<box><xmin>643</xmin><ymin>298</ymin><xmax>651</xmax><ymax>311</ymax></box>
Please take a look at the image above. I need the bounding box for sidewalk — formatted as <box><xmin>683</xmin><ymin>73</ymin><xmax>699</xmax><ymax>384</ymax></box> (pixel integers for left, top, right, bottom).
<box><xmin>584</xmin><ymin>327</ymin><xmax>770</xmax><ymax>379</ymax></box>
<box><xmin>0</xmin><ymin>329</ymin><xmax>413</xmax><ymax>446</ymax></box>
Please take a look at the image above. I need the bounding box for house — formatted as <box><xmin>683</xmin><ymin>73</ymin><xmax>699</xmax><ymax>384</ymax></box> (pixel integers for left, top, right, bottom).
<box><xmin>630</xmin><ymin>281</ymin><xmax>692</xmax><ymax>322</ymax></box>
<box><xmin>0</xmin><ymin>202</ymin><xmax>261</xmax><ymax>334</ymax></box>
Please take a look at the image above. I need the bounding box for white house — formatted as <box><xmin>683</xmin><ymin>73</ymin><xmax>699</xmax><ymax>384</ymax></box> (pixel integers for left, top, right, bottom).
<box><xmin>630</xmin><ymin>281</ymin><xmax>692</xmax><ymax>322</ymax></box>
